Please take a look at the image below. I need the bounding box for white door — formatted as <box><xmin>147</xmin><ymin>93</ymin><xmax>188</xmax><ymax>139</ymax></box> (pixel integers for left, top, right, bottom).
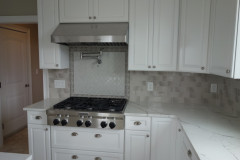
<box><xmin>128</xmin><ymin>0</ymin><xmax>154</xmax><ymax>71</ymax></box>
<box><xmin>59</xmin><ymin>0</ymin><xmax>93</xmax><ymax>23</ymax></box>
<box><xmin>152</xmin><ymin>0</ymin><xmax>179</xmax><ymax>71</ymax></box>
<box><xmin>151</xmin><ymin>118</ymin><xmax>177</xmax><ymax>160</ymax></box>
<box><xmin>209</xmin><ymin>0</ymin><xmax>238</xmax><ymax>78</ymax></box>
<box><xmin>0</xmin><ymin>27</ymin><xmax>29</xmax><ymax>136</ymax></box>
<box><xmin>178</xmin><ymin>0</ymin><xmax>211</xmax><ymax>73</ymax></box>
<box><xmin>93</xmin><ymin>0</ymin><xmax>128</xmax><ymax>22</ymax></box>
<box><xmin>28</xmin><ymin>124</ymin><xmax>51</xmax><ymax>160</ymax></box>
<box><xmin>125</xmin><ymin>130</ymin><xmax>150</xmax><ymax>160</ymax></box>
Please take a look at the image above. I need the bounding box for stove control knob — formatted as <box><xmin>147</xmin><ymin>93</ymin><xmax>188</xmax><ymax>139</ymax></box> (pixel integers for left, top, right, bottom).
<box><xmin>61</xmin><ymin>119</ymin><xmax>68</xmax><ymax>126</ymax></box>
<box><xmin>100</xmin><ymin>121</ymin><xmax>108</xmax><ymax>128</ymax></box>
<box><xmin>85</xmin><ymin>121</ymin><xmax>92</xmax><ymax>127</ymax></box>
<box><xmin>53</xmin><ymin>119</ymin><xmax>60</xmax><ymax>125</ymax></box>
<box><xmin>77</xmin><ymin>120</ymin><xmax>83</xmax><ymax>127</ymax></box>
<box><xmin>109</xmin><ymin>122</ymin><xmax>116</xmax><ymax>129</ymax></box>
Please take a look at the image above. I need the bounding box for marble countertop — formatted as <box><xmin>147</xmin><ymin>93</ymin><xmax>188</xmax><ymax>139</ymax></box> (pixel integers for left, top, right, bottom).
<box><xmin>0</xmin><ymin>152</ymin><xmax>32</xmax><ymax>160</ymax></box>
<box><xmin>23</xmin><ymin>98</ymin><xmax>64</xmax><ymax>111</ymax></box>
<box><xmin>125</xmin><ymin>102</ymin><xmax>240</xmax><ymax>160</ymax></box>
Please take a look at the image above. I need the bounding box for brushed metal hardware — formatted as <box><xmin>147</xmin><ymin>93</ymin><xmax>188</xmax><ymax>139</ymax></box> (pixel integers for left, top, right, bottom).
<box><xmin>45</xmin><ymin>128</ymin><xmax>48</xmax><ymax>131</ymax></box>
<box><xmin>187</xmin><ymin>150</ymin><xmax>192</xmax><ymax>157</ymax></box>
<box><xmin>55</xmin><ymin>64</ymin><xmax>59</xmax><ymax>67</ymax></box>
<box><xmin>226</xmin><ymin>69</ymin><xmax>230</xmax><ymax>73</ymax></box>
<box><xmin>148</xmin><ymin>66</ymin><xmax>151</xmax><ymax>69</ymax></box>
<box><xmin>201</xmin><ymin>67</ymin><xmax>205</xmax><ymax>70</ymax></box>
<box><xmin>178</xmin><ymin>129</ymin><xmax>181</xmax><ymax>132</ymax></box>
<box><xmin>25</xmin><ymin>84</ymin><xmax>30</xmax><ymax>87</ymax></box>
<box><xmin>95</xmin><ymin>134</ymin><xmax>102</xmax><ymax>138</ymax></box>
<box><xmin>95</xmin><ymin>157</ymin><xmax>102</xmax><ymax>160</ymax></box>
<box><xmin>146</xmin><ymin>134</ymin><xmax>150</xmax><ymax>138</ymax></box>
<box><xmin>35</xmin><ymin>116</ymin><xmax>42</xmax><ymax>120</ymax></box>
<box><xmin>72</xmin><ymin>155</ymin><xmax>78</xmax><ymax>159</ymax></box>
<box><xmin>134</xmin><ymin>121</ymin><xmax>142</xmax><ymax>126</ymax></box>
<box><xmin>89</xmin><ymin>16</ymin><xmax>92</xmax><ymax>19</ymax></box>
<box><xmin>93</xmin><ymin>16</ymin><xmax>96</xmax><ymax>19</ymax></box>
<box><xmin>153</xmin><ymin>66</ymin><xmax>156</xmax><ymax>68</ymax></box>
<box><xmin>72</xmin><ymin>132</ymin><xmax>78</xmax><ymax>136</ymax></box>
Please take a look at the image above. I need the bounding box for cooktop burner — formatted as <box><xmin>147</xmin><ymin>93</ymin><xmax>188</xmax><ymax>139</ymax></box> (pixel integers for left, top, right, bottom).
<box><xmin>53</xmin><ymin>97</ymin><xmax>127</xmax><ymax>113</ymax></box>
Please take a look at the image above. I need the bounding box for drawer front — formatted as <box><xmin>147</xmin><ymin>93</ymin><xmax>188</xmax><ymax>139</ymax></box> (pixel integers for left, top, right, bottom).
<box><xmin>27</xmin><ymin>111</ymin><xmax>47</xmax><ymax>125</ymax></box>
<box><xmin>125</xmin><ymin>116</ymin><xmax>151</xmax><ymax>131</ymax></box>
<box><xmin>52</xmin><ymin>148</ymin><xmax>123</xmax><ymax>160</ymax></box>
<box><xmin>51</xmin><ymin>127</ymin><xmax>124</xmax><ymax>153</ymax></box>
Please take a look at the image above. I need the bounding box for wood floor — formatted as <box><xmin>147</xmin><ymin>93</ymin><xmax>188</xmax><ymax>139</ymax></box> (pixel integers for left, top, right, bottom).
<box><xmin>0</xmin><ymin>128</ymin><xmax>29</xmax><ymax>154</ymax></box>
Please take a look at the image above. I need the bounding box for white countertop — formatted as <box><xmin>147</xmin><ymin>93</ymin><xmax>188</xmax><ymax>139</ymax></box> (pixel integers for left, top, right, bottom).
<box><xmin>125</xmin><ymin>102</ymin><xmax>240</xmax><ymax>160</ymax></box>
<box><xmin>0</xmin><ymin>152</ymin><xmax>32</xmax><ymax>160</ymax></box>
<box><xmin>23</xmin><ymin>98</ymin><xmax>64</xmax><ymax>111</ymax></box>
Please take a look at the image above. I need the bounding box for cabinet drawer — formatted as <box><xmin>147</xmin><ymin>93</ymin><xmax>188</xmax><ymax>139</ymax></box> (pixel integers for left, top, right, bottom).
<box><xmin>52</xmin><ymin>148</ymin><xmax>123</xmax><ymax>160</ymax></box>
<box><xmin>125</xmin><ymin>116</ymin><xmax>151</xmax><ymax>131</ymax></box>
<box><xmin>27</xmin><ymin>111</ymin><xmax>47</xmax><ymax>125</ymax></box>
<box><xmin>51</xmin><ymin>127</ymin><xmax>124</xmax><ymax>153</ymax></box>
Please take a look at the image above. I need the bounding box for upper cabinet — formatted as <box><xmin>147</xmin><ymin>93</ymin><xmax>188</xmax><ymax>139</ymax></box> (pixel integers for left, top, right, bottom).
<box><xmin>128</xmin><ymin>0</ymin><xmax>179</xmax><ymax>71</ymax></box>
<box><xmin>59</xmin><ymin>0</ymin><xmax>129</xmax><ymax>23</ymax></box>
<box><xmin>209</xmin><ymin>0</ymin><xmax>240</xmax><ymax>79</ymax></box>
<box><xmin>38</xmin><ymin>0</ymin><xmax>69</xmax><ymax>69</ymax></box>
<box><xmin>178</xmin><ymin>0</ymin><xmax>211</xmax><ymax>73</ymax></box>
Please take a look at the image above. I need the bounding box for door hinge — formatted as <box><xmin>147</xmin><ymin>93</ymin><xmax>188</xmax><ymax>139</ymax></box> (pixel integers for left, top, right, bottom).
<box><xmin>2</xmin><ymin>123</ymin><xmax>4</xmax><ymax>130</ymax></box>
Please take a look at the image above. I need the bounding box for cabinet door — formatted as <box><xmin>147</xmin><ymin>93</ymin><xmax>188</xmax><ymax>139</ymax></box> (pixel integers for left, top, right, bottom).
<box><xmin>209</xmin><ymin>0</ymin><xmax>239</xmax><ymax>78</ymax></box>
<box><xmin>128</xmin><ymin>0</ymin><xmax>154</xmax><ymax>71</ymax></box>
<box><xmin>93</xmin><ymin>0</ymin><xmax>128</xmax><ymax>22</ymax></box>
<box><xmin>152</xmin><ymin>0</ymin><xmax>179</xmax><ymax>71</ymax></box>
<box><xmin>151</xmin><ymin>118</ymin><xmax>176</xmax><ymax>160</ymax></box>
<box><xmin>38</xmin><ymin>0</ymin><xmax>69</xmax><ymax>69</ymax></box>
<box><xmin>178</xmin><ymin>0</ymin><xmax>210</xmax><ymax>73</ymax></box>
<box><xmin>59</xmin><ymin>0</ymin><xmax>93</xmax><ymax>23</ymax></box>
<box><xmin>125</xmin><ymin>130</ymin><xmax>150</xmax><ymax>160</ymax></box>
<box><xmin>28</xmin><ymin>124</ymin><xmax>51</xmax><ymax>160</ymax></box>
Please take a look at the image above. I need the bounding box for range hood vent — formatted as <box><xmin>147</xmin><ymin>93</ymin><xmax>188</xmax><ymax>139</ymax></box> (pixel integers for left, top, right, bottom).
<box><xmin>51</xmin><ymin>23</ymin><xmax>129</xmax><ymax>46</ymax></box>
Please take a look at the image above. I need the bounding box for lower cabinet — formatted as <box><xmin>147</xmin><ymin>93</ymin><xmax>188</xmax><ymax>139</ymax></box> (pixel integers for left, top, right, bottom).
<box><xmin>52</xmin><ymin>148</ymin><xmax>123</xmax><ymax>160</ymax></box>
<box><xmin>28</xmin><ymin>124</ymin><xmax>51</xmax><ymax>160</ymax></box>
<box><xmin>125</xmin><ymin>130</ymin><xmax>150</xmax><ymax>160</ymax></box>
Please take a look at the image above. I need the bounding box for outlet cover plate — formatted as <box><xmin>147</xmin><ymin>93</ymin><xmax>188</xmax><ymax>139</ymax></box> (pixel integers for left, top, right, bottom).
<box><xmin>54</xmin><ymin>80</ymin><xmax>66</xmax><ymax>89</ymax></box>
<box><xmin>210</xmin><ymin>83</ymin><xmax>218</xmax><ymax>93</ymax></box>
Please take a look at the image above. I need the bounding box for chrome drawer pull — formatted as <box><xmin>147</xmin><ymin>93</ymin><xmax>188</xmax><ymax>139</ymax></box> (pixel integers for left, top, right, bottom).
<box><xmin>134</xmin><ymin>121</ymin><xmax>142</xmax><ymax>126</ymax></box>
<box><xmin>95</xmin><ymin>134</ymin><xmax>102</xmax><ymax>138</ymax></box>
<box><xmin>72</xmin><ymin>155</ymin><xmax>78</xmax><ymax>159</ymax></box>
<box><xmin>35</xmin><ymin>116</ymin><xmax>42</xmax><ymax>120</ymax></box>
<box><xmin>72</xmin><ymin>132</ymin><xmax>78</xmax><ymax>136</ymax></box>
<box><xmin>95</xmin><ymin>157</ymin><xmax>102</xmax><ymax>160</ymax></box>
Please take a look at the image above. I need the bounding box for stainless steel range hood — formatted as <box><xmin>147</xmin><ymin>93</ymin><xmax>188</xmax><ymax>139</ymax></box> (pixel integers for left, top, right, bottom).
<box><xmin>51</xmin><ymin>23</ymin><xmax>128</xmax><ymax>46</ymax></box>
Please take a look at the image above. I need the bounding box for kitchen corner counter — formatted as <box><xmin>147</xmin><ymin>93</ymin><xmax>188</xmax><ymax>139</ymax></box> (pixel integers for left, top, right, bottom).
<box><xmin>23</xmin><ymin>98</ymin><xmax>65</xmax><ymax>111</ymax></box>
<box><xmin>124</xmin><ymin>102</ymin><xmax>240</xmax><ymax>160</ymax></box>
<box><xmin>0</xmin><ymin>152</ymin><xmax>32</xmax><ymax>160</ymax></box>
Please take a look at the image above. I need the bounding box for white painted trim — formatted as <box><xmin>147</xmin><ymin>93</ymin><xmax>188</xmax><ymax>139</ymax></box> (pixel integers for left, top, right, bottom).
<box><xmin>0</xmin><ymin>16</ymin><xmax>38</xmax><ymax>24</ymax></box>
<box><xmin>43</xmin><ymin>70</ymin><xmax>49</xmax><ymax>99</ymax></box>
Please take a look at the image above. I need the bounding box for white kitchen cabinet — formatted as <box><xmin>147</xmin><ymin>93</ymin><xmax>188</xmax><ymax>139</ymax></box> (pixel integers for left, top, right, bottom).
<box><xmin>151</xmin><ymin>118</ymin><xmax>177</xmax><ymax>160</ymax></box>
<box><xmin>28</xmin><ymin>124</ymin><xmax>51</xmax><ymax>160</ymax></box>
<box><xmin>128</xmin><ymin>0</ymin><xmax>179</xmax><ymax>71</ymax></box>
<box><xmin>38</xmin><ymin>0</ymin><xmax>69</xmax><ymax>69</ymax></box>
<box><xmin>209</xmin><ymin>0</ymin><xmax>240</xmax><ymax>78</ymax></box>
<box><xmin>59</xmin><ymin>0</ymin><xmax>128</xmax><ymax>23</ymax></box>
<box><xmin>125</xmin><ymin>130</ymin><xmax>150</xmax><ymax>160</ymax></box>
<box><xmin>178</xmin><ymin>0</ymin><xmax>211</xmax><ymax>73</ymax></box>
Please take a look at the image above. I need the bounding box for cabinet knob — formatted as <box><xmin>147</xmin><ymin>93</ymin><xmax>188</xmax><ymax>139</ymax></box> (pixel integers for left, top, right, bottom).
<box><xmin>93</xmin><ymin>16</ymin><xmax>96</xmax><ymax>19</ymax></box>
<box><xmin>35</xmin><ymin>116</ymin><xmax>42</xmax><ymax>120</ymax></box>
<box><xmin>45</xmin><ymin>128</ymin><xmax>48</xmax><ymax>131</ymax></box>
<box><xmin>134</xmin><ymin>121</ymin><xmax>142</xmax><ymax>126</ymax></box>
<box><xmin>95</xmin><ymin>134</ymin><xmax>102</xmax><ymax>138</ymax></box>
<box><xmin>226</xmin><ymin>69</ymin><xmax>230</xmax><ymax>74</ymax></box>
<box><xmin>95</xmin><ymin>157</ymin><xmax>102</xmax><ymax>160</ymax></box>
<box><xmin>153</xmin><ymin>66</ymin><xmax>156</xmax><ymax>68</ymax></box>
<box><xmin>148</xmin><ymin>66</ymin><xmax>151</xmax><ymax>69</ymax></box>
<box><xmin>146</xmin><ymin>134</ymin><xmax>150</xmax><ymax>138</ymax></box>
<box><xmin>201</xmin><ymin>67</ymin><xmax>205</xmax><ymax>70</ymax></box>
<box><xmin>178</xmin><ymin>128</ymin><xmax>181</xmax><ymax>132</ymax></box>
<box><xmin>55</xmin><ymin>64</ymin><xmax>59</xmax><ymax>67</ymax></box>
<box><xmin>187</xmin><ymin>150</ymin><xmax>192</xmax><ymax>157</ymax></box>
<box><xmin>89</xmin><ymin>16</ymin><xmax>92</xmax><ymax>19</ymax></box>
<box><xmin>72</xmin><ymin>155</ymin><xmax>78</xmax><ymax>159</ymax></box>
<box><xmin>71</xmin><ymin>132</ymin><xmax>78</xmax><ymax>136</ymax></box>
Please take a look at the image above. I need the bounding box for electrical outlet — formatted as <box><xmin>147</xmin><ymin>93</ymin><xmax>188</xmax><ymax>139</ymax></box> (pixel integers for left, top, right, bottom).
<box><xmin>210</xmin><ymin>83</ymin><xmax>218</xmax><ymax>93</ymax></box>
<box><xmin>147</xmin><ymin>82</ymin><xmax>154</xmax><ymax>91</ymax></box>
<box><xmin>54</xmin><ymin>80</ymin><xmax>66</xmax><ymax>89</ymax></box>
